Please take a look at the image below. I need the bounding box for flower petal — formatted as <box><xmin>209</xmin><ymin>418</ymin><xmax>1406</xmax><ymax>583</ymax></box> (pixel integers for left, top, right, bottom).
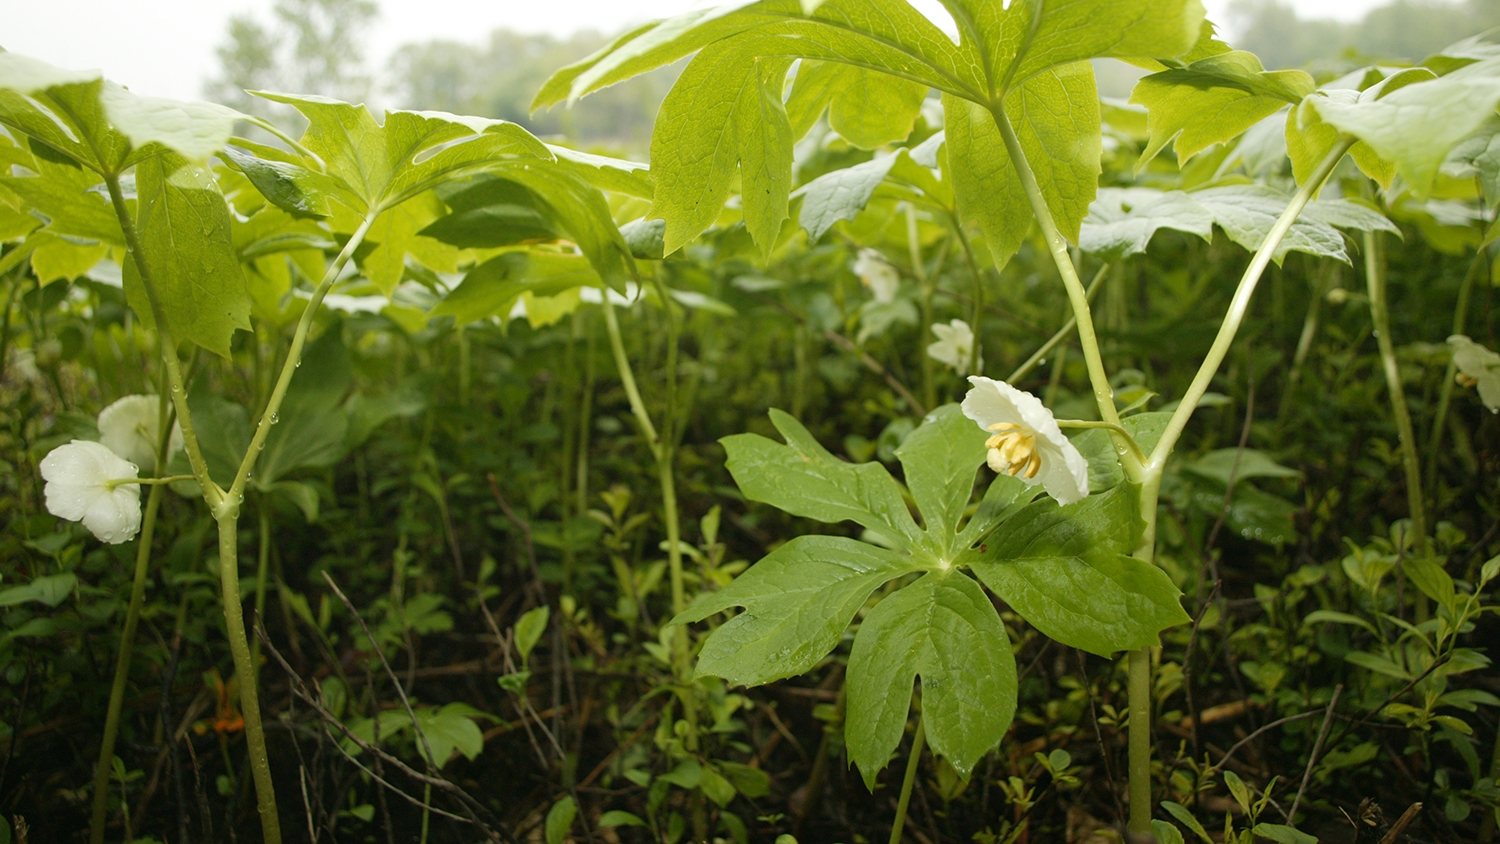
<box><xmin>98</xmin><ymin>394</ymin><xmax>165</xmax><ymax>472</ymax></box>
<box><xmin>39</xmin><ymin>440</ymin><xmax>142</xmax><ymax>543</ymax></box>
<box><xmin>1450</xmin><ymin>335</ymin><xmax>1500</xmax><ymax>412</ymax></box>
<box><xmin>963</xmin><ymin>377</ymin><xmax>1089</xmax><ymax>505</ymax></box>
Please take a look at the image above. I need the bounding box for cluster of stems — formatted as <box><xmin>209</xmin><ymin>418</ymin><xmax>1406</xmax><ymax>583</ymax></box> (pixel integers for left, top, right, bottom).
<box><xmin>89</xmin><ymin>171</ymin><xmax>384</xmax><ymax>843</ymax></box>
<box><xmin>979</xmin><ymin>101</ymin><xmax>1358</xmax><ymax>841</ymax></box>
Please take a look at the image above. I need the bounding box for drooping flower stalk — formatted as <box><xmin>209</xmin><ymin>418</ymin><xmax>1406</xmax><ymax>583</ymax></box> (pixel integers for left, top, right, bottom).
<box><xmin>87</xmin><ymin>393</ymin><xmax>172</xmax><ymax>844</ymax></box>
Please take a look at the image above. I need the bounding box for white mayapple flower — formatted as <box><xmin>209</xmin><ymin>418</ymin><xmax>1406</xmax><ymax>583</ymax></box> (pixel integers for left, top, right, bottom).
<box><xmin>852</xmin><ymin>248</ymin><xmax>899</xmax><ymax>304</ymax></box>
<box><xmin>97</xmin><ymin>395</ymin><xmax>183</xmax><ymax>473</ymax></box>
<box><xmin>1449</xmin><ymin>335</ymin><xmax>1500</xmax><ymax>412</ymax></box>
<box><xmin>40</xmin><ymin>440</ymin><xmax>143</xmax><ymax>544</ymax></box>
<box><xmin>927</xmin><ymin>319</ymin><xmax>979</xmax><ymax>373</ymax></box>
<box><xmin>962</xmin><ymin>376</ymin><xmax>1089</xmax><ymax>506</ymax></box>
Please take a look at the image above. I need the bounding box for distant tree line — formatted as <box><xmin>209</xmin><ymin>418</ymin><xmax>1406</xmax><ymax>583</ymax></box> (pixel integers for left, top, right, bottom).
<box><xmin>1230</xmin><ymin>0</ymin><xmax>1500</xmax><ymax>71</ymax></box>
<box><xmin>204</xmin><ymin>0</ymin><xmax>1499</xmax><ymax>152</ymax></box>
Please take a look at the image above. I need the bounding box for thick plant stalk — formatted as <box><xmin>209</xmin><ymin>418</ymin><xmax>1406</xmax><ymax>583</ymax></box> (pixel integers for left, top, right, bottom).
<box><xmin>105</xmin><ymin>168</ymin><xmax>380</xmax><ymax>843</ymax></box>
<box><xmin>989</xmin><ymin>105</ymin><xmax>1357</xmax><ymax>837</ymax></box>
<box><xmin>1364</xmin><ymin>230</ymin><xmax>1432</xmax><ymax>583</ymax></box>
<box><xmin>87</xmin><ymin>396</ymin><xmax>171</xmax><ymax>844</ymax></box>
<box><xmin>103</xmin><ymin>173</ymin><xmax>282</xmax><ymax>843</ymax></box>
<box><xmin>1126</xmin><ymin>648</ymin><xmax>1152</xmax><ymax>838</ymax></box>
<box><xmin>889</xmin><ymin>716</ymin><xmax>926</xmax><ymax>844</ymax></box>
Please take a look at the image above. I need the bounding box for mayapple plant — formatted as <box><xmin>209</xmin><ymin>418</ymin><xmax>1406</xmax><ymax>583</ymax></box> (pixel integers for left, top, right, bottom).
<box><xmin>539</xmin><ymin>0</ymin><xmax>1500</xmax><ymax>839</ymax></box>
<box><xmin>0</xmin><ymin>48</ymin><xmax>643</xmax><ymax>843</ymax></box>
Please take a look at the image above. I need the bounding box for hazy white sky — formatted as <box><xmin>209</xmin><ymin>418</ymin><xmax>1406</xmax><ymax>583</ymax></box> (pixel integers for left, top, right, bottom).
<box><xmin>3</xmin><ymin>0</ymin><xmax>1393</xmax><ymax>103</ymax></box>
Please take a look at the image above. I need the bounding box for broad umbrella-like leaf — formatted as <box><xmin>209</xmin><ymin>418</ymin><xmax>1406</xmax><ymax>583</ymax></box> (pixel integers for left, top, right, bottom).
<box><xmin>673</xmin><ymin>535</ymin><xmax>916</xmax><ymax>686</ymax></box>
<box><xmin>846</xmin><ymin>570</ymin><xmax>1016</xmax><ymax>784</ymax></box>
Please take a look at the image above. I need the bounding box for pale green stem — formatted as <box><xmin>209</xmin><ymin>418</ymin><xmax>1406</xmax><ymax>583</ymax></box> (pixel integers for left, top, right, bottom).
<box><xmin>1365</xmin><ymin>229</ymin><xmax>1432</xmax><ymax>618</ymax></box>
<box><xmin>88</xmin><ymin>397</ymin><xmax>171</xmax><ymax>844</ymax></box>
<box><xmin>215</xmin><ymin>512</ymin><xmax>280</xmax><ymax>840</ymax></box>
<box><xmin>601</xmin><ymin>292</ymin><xmax>690</xmax><ymax>690</ymax></box>
<box><xmin>1129</xmin><ymin>136</ymin><xmax>1352</xmax><ymax>838</ymax></box>
<box><xmin>889</xmin><ymin>716</ymin><xmax>926</xmax><ymax>844</ymax></box>
<box><xmin>600</xmin><ymin>293</ymin><xmax>659</xmax><ymax>443</ymax></box>
<box><xmin>102</xmin><ymin>172</ymin><xmax>282</xmax><ymax>842</ymax></box>
<box><xmin>1127</xmin><ymin>647</ymin><xmax>1153</xmax><ymax>839</ymax></box>
<box><xmin>104</xmin><ymin>475</ymin><xmax>195</xmax><ymax>489</ymax></box>
<box><xmin>989</xmin><ymin>108</ymin><xmax>1139</xmax><ymax>483</ymax></box>
<box><xmin>1425</xmin><ymin>248</ymin><xmax>1484</xmax><ymax>499</ymax></box>
<box><xmin>1056</xmin><ymin>419</ymin><xmax>1147</xmax><ymax>465</ymax></box>
<box><xmin>989</xmin><ymin>102</ymin><xmax>1159</xmax><ymax>837</ymax></box>
<box><xmin>251</xmin><ymin>508</ymin><xmax>272</xmax><ymax>672</ymax></box>
<box><xmin>228</xmin><ymin>213</ymin><xmax>377</xmax><ymax>501</ymax></box>
<box><xmin>1147</xmin><ymin>137</ymin><xmax>1355</xmax><ymax>473</ymax></box>
<box><xmin>1006</xmin><ymin>264</ymin><xmax>1110</xmax><ymax>384</ymax></box>
<box><xmin>102</xmin><ymin>175</ymin><xmax>224</xmax><ymax>511</ymax></box>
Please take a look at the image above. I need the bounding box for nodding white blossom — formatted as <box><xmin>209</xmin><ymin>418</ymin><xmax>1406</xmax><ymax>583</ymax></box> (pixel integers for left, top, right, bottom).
<box><xmin>927</xmin><ymin>319</ymin><xmax>979</xmax><ymax>373</ymax></box>
<box><xmin>97</xmin><ymin>395</ymin><xmax>183</xmax><ymax>473</ymax></box>
<box><xmin>1450</xmin><ymin>335</ymin><xmax>1500</xmax><ymax>413</ymax></box>
<box><xmin>962</xmin><ymin>377</ymin><xmax>1089</xmax><ymax>506</ymax></box>
<box><xmin>852</xmin><ymin>248</ymin><xmax>900</xmax><ymax>304</ymax></box>
<box><xmin>40</xmin><ymin>440</ymin><xmax>143</xmax><ymax>544</ymax></box>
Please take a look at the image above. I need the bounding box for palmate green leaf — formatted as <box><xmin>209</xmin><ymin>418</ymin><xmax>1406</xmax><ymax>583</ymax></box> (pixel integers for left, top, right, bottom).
<box><xmin>846</xmin><ymin>570</ymin><xmax>1015</xmax><ymax>785</ymax></box>
<box><xmin>969</xmin><ymin>484</ymin><xmax>1187</xmax><ymax>656</ymax></box>
<box><xmin>346</xmin><ymin>703</ymin><xmax>487</xmax><ymax>769</ymax></box>
<box><xmin>220</xmin><ymin>142</ymin><xmax>339</xmax><ymax>219</ymax></box>
<box><xmin>1443</xmin><ymin>114</ymin><xmax>1500</xmax><ymax>204</ymax></box>
<box><xmin>1079</xmin><ymin>187</ymin><xmax>1214</xmax><ymax>260</ymax></box>
<box><xmin>943</xmin><ymin>0</ymin><xmax>1203</xmax><ymax>93</ymax></box>
<box><xmin>1190</xmin><ymin>184</ymin><xmax>1349</xmax><ymax>264</ymax></box>
<box><xmin>784</xmin><ymin>60</ymin><xmax>928</xmax><ymax>148</ymax></box>
<box><xmin>490</xmin><ymin>166</ymin><xmax>636</xmax><ymax>292</ymax></box>
<box><xmin>0</xmin><ymin>53</ymin><xmax>247</xmax><ymax>172</ymax></box>
<box><xmin>420</xmin><ymin>178</ymin><xmax>558</xmax><ymax>248</ymax></box>
<box><xmin>649</xmin><ymin>41</ymin><xmax>792</xmax><ymax>256</ymax></box>
<box><xmin>794</xmin><ymin>154</ymin><xmax>901</xmax><ymax>241</ymax></box>
<box><xmin>0</xmin><ymin>138</ymin><xmax>124</xmax><ymax>246</ymax></box>
<box><xmin>721</xmin><ymin>409</ymin><xmax>923</xmax><ymax>549</ymax></box>
<box><xmin>1307</xmin><ymin>59</ymin><xmax>1500</xmax><ymax>198</ymax></box>
<box><xmin>1130</xmin><ymin>51</ymin><xmax>1315</xmax><ymax>166</ymax></box>
<box><xmin>545</xmin><ymin>145</ymin><xmax>653</xmax><ymax>199</ymax></box>
<box><xmin>430</xmin><ymin>251</ymin><xmax>600</xmax><ymax>325</ymax></box>
<box><xmin>251</xmin><ymin>93</ymin><xmax>551</xmax><ymax>215</ymax></box>
<box><xmin>127</xmin><ymin>151</ymin><xmax>252</xmax><ymax>357</ymax></box>
<box><xmin>537</xmin><ymin>0</ymin><xmax>973</xmax><ymax>110</ymax></box>
<box><xmin>793</xmin><ymin>133</ymin><xmax>948</xmax><ymax>241</ymax></box>
<box><xmin>894</xmin><ymin>404</ymin><xmax>986</xmax><ymax>554</ymax></box>
<box><xmin>673</xmin><ymin>535</ymin><xmax>916</xmax><ymax>686</ymax></box>
<box><xmin>1285</xmin><ymin>90</ymin><xmax>1393</xmax><ymax>191</ymax></box>
<box><xmin>944</xmin><ymin>61</ymin><xmax>1102</xmax><ymax>266</ymax></box>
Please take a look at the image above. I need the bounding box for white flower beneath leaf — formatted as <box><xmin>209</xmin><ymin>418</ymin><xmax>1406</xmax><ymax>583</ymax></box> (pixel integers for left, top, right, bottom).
<box><xmin>962</xmin><ymin>377</ymin><xmax>1089</xmax><ymax>506</ymax></box>
<box><xmin>927</xmin><ymin>319</ymin><xmax>979</xmax><ymax>373</ymax></box>
<box><xmin>852</xmin><ymin>248</ymin><xmax>899</xmax><ymax>304</ymax></box>
<box><xmin>1449</xmin><ymin>335</ymin><xmax>1500</xmax><ymax>412</ymax></box>
<box><xmin>40</xmin><ymin>440</ymin><xmax>143</xmax><ymax>544</ymax></box>
<box><xmin>97</xmin><ymin>395</ymin><xmax>183</xmax><ymax>474</ymax></box>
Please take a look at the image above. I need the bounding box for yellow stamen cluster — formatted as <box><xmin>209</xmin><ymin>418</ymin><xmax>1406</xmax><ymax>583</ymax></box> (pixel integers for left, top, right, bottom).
<box><xmin>985</xmin><ymin>422</ymin><xmax>1041</xmax><ymax>480</ymax></box>
<box><xmin>1457</xmin><ymin>372</ymin><xmax>1479</xmax><ymax>388</ymax></box>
